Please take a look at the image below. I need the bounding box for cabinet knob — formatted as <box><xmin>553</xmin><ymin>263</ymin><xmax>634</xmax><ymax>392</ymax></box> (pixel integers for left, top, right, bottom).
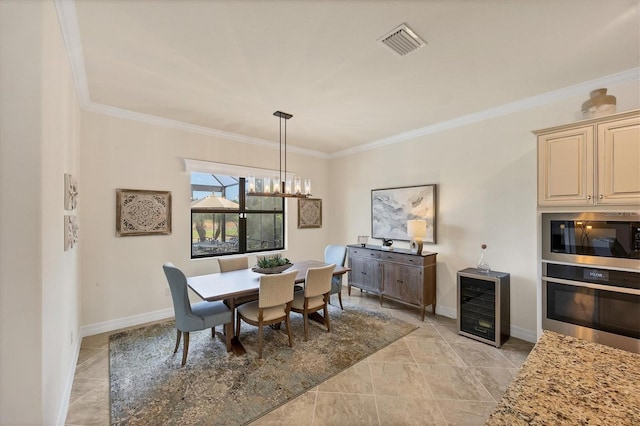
<box><xmin>587</xmin><ymin>195</ymin><xmax>592</xmax><ymax>200</ymax></box>
<box><xmin>599</xmin><ymin>194</ymin><xmax>604</xmax><ymax>199</ymax></box>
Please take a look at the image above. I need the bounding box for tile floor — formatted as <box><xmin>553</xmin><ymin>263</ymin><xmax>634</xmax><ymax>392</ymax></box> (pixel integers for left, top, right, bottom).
<box><xmin>65</xmin><ymin>289</ymin><xmax>534</xmax><ymax>426</ymax></box>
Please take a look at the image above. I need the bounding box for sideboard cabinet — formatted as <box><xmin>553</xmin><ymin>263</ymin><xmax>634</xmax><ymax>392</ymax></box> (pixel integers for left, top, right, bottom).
<box><xmin>535</xmin><ymin>109</ymin><xmax>639</xmax><ymax>206</ymax></box>
<box><xmin>347</xmin><ymin>245</ymin><xmax>437</xmax><ymax>320</ymax></box>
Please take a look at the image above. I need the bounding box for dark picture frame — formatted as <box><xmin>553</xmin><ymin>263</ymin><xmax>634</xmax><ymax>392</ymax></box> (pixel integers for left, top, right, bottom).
<box><xmin>116</xmin><ymin>189</ymin><xmax>172</xmax><ymax>236</ymax></box>
<box><xmin>371</xmin><ymin>184</ymin><xmax>436</xmax><ymax>243</ymax></box>
<box><xmin>297</xmin><ymin>198</ymin><xmax>322</xmax><ymax>229</ymax></box>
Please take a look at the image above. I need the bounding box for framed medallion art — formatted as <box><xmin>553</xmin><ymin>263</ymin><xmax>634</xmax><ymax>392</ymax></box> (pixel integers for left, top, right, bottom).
<box><xmin>116</xmin><ymin>189</ymin><xmax>172</xmax><ymax>236</ymax></box>
<box><xmin>297</xmin><ymin>198</ymin><xmax>322</xmax><ymax>229</ymax></box>
<box><xmin>371</xmin><ymin>184</ymin><xmax>436</xmax><ymax>244</ymax></box>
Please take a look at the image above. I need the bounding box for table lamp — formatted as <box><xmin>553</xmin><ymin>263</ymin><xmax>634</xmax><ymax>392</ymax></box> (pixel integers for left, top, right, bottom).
<box><xmin>407</xmin><ymin>219</ymin><xmax>427</xmax><ymax>254</ymax></box>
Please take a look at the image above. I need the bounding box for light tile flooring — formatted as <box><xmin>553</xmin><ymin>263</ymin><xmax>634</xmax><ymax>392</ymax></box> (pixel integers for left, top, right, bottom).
<box><xmin>66</xmin><ymin>289</ymin><xmax>534</xmax><ymax>426</ymax></box>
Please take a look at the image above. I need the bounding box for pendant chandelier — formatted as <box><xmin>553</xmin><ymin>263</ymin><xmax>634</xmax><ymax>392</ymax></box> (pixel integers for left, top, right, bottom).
<box><xmin>247</xmin><ymin>111</ymin><xmax>311</xmax><ymax>198</ymax></box>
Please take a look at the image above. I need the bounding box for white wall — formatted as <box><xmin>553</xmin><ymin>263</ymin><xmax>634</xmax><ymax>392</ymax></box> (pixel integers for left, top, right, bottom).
<box><xmin>79</xmin><ymin>112</ymin><xmax>331</xmax><ymax>330</ymax></box>
<box><xmin>328</xmin><ymin>79</ymin><xmax>640</xmax><ymax>341</ymax></box>
<box><xmin>0</xmin><ymin>0</ymin><xmax>82</xmax><ymax>424</ymax></box>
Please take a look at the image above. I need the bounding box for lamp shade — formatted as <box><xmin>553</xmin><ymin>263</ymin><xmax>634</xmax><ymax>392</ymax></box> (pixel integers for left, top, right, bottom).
<box><xmin>407</xmin><ymin>219</ymin><xmax>427</xmax><ymax>239</ymax></box>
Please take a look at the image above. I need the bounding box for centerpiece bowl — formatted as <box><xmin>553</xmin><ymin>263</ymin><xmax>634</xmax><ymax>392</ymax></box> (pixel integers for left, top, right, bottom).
<box><xmin>251</xmin><ymin>254</ymin><xmax>292</xmax><ymax>274</ymax></box>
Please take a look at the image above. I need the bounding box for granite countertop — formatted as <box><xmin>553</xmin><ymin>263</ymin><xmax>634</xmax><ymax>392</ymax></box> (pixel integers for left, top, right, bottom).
<box><xmin>487</xmin><ymin>330</ymin><xmax>640</xmax><ymax>425</ymax></box>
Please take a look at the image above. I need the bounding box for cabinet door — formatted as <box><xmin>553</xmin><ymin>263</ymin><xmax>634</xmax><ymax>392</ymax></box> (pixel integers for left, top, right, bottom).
<box><xmin>537</xmin><ymin>126</ymin><xmax>594</xmax><ymax>206</ymax></box>
<box><xmin>597</xmin><ymin>115</ymin><xmax>640</xmax><ymax>205</ymax></box>
<box><xmin>349</xmin><ymin>256</ymin><xmax>380</xmax><ymax>293</ymax></box>
<box><xmin>383</xmin><ymin>263</ymin><xmax>421</xmax><ymax>303</ymax></box>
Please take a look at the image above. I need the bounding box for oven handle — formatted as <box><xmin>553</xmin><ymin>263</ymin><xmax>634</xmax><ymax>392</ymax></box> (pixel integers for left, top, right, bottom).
<box><xmin>542</xmin><ymin>276</ymin><xmax>640</xmax><ymax>296</ymax></box>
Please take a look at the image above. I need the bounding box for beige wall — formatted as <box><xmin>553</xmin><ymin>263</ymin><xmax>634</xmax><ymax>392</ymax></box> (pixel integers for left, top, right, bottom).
<box><xmin>328</xmin><ymin>79</ymin><xmax>640</xmax><ymax>340</ymax></box>
<box><xmin>0</xmin><ymin>0</ymin><xmax>82</xmax><ymax>424</ymax></box>
<box><xmin>79</xmin><ymin>112</ymin><xmax>331</xmax><ymax>329</ymax></box>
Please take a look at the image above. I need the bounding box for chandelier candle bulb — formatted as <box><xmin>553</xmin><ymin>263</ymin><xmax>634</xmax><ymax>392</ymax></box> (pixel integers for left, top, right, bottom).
<box><xmin>285</xmin><ymin>179</ymin><xmax>292</xmax><ymax>194</ymax></box>
<box><xmin>294</xmin><ymin>177</ymin><xmax>302</xmax><ymax>194</ymax></box>
<box><xmin>304</xmin><ymin>179</ymin><xmax>311</xmax><ymax>196</ymax></box>
<box><xmin>273</xmin><ymin>176</ymin><xmax>281</xmax><ymax>193</ymax></box>
<box><xmin>247</xmin><ymin>175</ymin><xmax>256</xmax><ymax>193</ymax></box>
<box><xmin>263</xmin><ymin>177</ymin><xmax>271</xmax><ymax>194</ymax></box>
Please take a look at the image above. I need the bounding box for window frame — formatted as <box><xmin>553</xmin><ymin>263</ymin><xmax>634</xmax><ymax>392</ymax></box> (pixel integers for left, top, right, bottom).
<box><xmin>186</xmin><ymin>159</ymin><xmax>290</xmax><ymax>259</ymax></box>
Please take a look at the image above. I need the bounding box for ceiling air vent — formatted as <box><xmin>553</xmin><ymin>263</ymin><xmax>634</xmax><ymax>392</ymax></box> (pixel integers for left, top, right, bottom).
<box><xmin>378</xmin><ymin>23</ymin><xmax>426</xmax><ymax>56</ymax></box>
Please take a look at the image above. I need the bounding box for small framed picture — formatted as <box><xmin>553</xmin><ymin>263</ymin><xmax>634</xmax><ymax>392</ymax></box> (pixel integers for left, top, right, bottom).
<box><xmin>298</xmin><ymin>198</ymin><xmax>322</xmax><ymax>229</ymax></box>
<box><xmin>116</xmin><ymin>189</ymin><xmax>172</xmax><ymax>236</ymax></box>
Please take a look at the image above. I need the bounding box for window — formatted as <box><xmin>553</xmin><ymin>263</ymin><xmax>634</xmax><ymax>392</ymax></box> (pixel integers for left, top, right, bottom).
<box><xmin>190</xmin><ymin>172</ymin><xmax>285</xmax><ymax>258</ymax></box>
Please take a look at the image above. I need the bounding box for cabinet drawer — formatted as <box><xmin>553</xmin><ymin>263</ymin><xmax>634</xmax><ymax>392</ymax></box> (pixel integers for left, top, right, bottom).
<box><xmin>379</xmin><ymin>251</ymin><xmax>422</xmax><ymax>266</ymax></box>
<box><xmin>350</xmin><ymin>247</ymin><xmax>381</xmax><ymax>259</ymax></box>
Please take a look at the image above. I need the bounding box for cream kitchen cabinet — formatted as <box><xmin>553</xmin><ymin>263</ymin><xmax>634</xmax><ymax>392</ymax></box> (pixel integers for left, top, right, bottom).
<box><xmin>536</xmin><ymin>109</ymin><xmax>640</xmax><ymax>207</ymax></box>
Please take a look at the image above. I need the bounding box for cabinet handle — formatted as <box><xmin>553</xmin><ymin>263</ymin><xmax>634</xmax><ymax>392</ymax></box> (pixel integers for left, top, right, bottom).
<box><xmin>599</xmin><ymin>194</ymin><xmax>604</xmax><ymax>199</ymax></box>
<box><xmin>587</xmin><ymin>195</ymin><xmax>592</xmax><ymax>200</ymax></box>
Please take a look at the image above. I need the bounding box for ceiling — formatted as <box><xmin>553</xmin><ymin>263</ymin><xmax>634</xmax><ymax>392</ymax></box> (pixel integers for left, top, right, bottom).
<box><xmin>64</xmin><ymin>0</ymin><xmax>640</xmax><ymax>155</ymax></box>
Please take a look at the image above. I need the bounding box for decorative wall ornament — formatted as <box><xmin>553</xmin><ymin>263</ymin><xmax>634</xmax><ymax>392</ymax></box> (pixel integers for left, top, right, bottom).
<box><xmin>297</xmin><ymin>198</ymin><xmax>322</xmax><ymax>229</ymax></box>
<box><xmin>64</xmin><ymin>215</ymin><xmax>79</xmax><ymax>251</ymax></box>
<box><xmin>371</xmin><ymin>184</ymin><xmax>437</xmax><ymax>244</ymax></box>
<box><xmin>64</xmin><ymin>173</ymin><xmax>78</xmax><ymax>210</ymax></box>
<box><xmin>116</xmin><ymin>189</ymin><xmax>172</xmax><ymax>236</ymax></box>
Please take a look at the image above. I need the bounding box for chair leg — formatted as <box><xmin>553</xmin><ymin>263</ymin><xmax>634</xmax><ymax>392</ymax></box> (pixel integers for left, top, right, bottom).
<box><xmin>303</xmin><ymin>311</ymin><xmax>309</xmax><ymax>342</ymax></box>
<box><xmin>174</xmin><ymin>330</ymin><xmax>182</xmax><ymax>354</ymax></box>
<box><xmin>324</xmin><ymin>302</ymin><xmax>331</xmax><ymax>332</ymax></box>
<box><xmin>285</xmin><ymin>315</ymin><xmax>293</xmax><ymax>348</ymax></box>
<box><xmin>181</xmin><ymin>332</ymin><xmax>190</xmax><ymax>366</ymax></box>
<box><xmin>258</xmin><ymin>322</ymin><xmax>263</xmax><ymax>359</ymax></box>
<box><xmin>338</xmin><ymin>289</ymin><xmax>343</xmax><ymax>310</ymax></box>
<box><xmin>212</xmin><ymin>326</ymin><xmax>216</xmax><ymax>338</ymax></box>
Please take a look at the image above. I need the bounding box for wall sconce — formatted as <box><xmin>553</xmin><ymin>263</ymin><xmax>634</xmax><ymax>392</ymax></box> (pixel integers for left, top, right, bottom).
<box><xmin>407</xmin><ymin>219</ymin><xmax>427</xmax><ymax>254</ymax></box>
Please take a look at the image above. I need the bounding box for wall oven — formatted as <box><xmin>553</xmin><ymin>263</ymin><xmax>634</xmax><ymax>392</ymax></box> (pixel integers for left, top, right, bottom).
<box><xmin>541</xmin><ymin>212</ymin><xmax>640</xmax><ymax>353</ymax></box>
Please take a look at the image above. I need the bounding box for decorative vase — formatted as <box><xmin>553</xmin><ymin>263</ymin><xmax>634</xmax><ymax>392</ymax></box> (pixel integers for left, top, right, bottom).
<box><xmin>477</xmin><ymin>244</ymin><xmax>491</xmax><ymax>273</ymax></box>
<box><xmin>581</xmin><ymin>88</ymin><xmax>616</xmax><ymax>119</ymax></box>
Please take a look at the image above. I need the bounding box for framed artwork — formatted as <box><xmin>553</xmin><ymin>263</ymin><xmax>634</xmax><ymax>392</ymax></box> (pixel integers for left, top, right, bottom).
<box><xmin>64</xmin><ymin>215</ymin><xmax>79</xmax><ymax>251</ymax></box>
<box><xmin>371</xmin><ymin>184</ymin><xmax>436</xmax><ymax>243</ymax></box>
<box><xmin>64</xmin><ymin>173</ymin><xmax>78</xmax><ymax>210</ymax></box>
<box><xmin>298</xmin><ymin>198</ymin><xmax>322</xmax><ymax>229</ymax></box>
<box><xmin>116</xmin><ymin>189</ymin><xmax>172</xmax><ymax>236</ymax></box>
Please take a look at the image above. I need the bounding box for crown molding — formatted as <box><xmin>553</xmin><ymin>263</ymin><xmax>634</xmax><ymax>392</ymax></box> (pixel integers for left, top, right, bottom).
<box><xmin>330</xmin><ymin>67</ymin><xmax>640</xmax><ymax>158</ymax></box>
<box><xmin>55</xmin><ymin>1</ymin><xmax>638</xmax><ymax>160</ymax></box>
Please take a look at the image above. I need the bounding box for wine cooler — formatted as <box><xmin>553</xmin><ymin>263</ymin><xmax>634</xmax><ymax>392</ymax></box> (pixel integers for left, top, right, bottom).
<box><xmin>457</xmin><ymin>268</ymin><xmax>510</xmax><ymax>347</ymax></box>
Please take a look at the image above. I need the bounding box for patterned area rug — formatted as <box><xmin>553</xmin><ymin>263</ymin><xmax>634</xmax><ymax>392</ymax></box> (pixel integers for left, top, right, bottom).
<box><xmin>110</xmin><ymin>302</ymin><xmax>417</xmax><ymax>425</ymax></box>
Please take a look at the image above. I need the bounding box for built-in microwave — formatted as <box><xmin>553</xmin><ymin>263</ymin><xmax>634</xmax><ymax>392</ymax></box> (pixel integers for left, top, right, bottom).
<box><xmin>542</xmin><ymin>212</ymin><xmax>640</xmax><ymax>271</ymax></box>
<box><xmin>541</xmin><ymin>212</ymin><xmax>640</xmax><ymax>353</ymax></box>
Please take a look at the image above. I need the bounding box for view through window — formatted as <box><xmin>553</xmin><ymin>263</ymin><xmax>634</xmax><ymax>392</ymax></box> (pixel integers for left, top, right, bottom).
<box><xmin>190</xmin><ymin>172</ymin><xmax>285</xmax><ymax>258</ymax></box>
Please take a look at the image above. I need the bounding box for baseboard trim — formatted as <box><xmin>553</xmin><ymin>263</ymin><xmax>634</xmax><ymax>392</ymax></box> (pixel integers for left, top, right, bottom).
<box><xmin>80</xmin><ymin>308</ymin><xmax>174</xmax><ymax>338</ymax></box>
<box><xmin>56</xmin><ymin>331</ymin><xmax>82</xmax><ymax>426</ymax></box>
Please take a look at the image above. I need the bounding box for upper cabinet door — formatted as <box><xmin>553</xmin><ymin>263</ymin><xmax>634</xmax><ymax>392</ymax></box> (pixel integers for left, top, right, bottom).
<box><xmin>597</xmin><ymin>116</ymin><xmax>640</xmax><ymax>205</ymax></box>
<box><xmin>537</xmin><ymin>126</ymin><xmax>594</xmax><ymax>206</ymax></box>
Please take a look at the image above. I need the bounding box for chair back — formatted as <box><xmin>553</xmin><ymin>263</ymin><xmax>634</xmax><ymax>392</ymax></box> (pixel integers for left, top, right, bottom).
<box><xmin>162</xmin><ymin>263</ymin><xmax>197</xmax><ymax>330</ymax></box>
<box><xmin>218</xmin><ymin>256</ymin><xmax>249</xmax><ymax>272</ymax></box>
<box><xmin>324</xmin><ymin>245</ymin><xmax>347</xmax><ymax>267</ymax></box>
<box><xmin>258</xmin><ymin>270</ymin><xmax>297</xmax><ymax>309</ymax></box>
<box><xmin>304</xmin><ymin>264</ymin><xmax>335</xmax><ymax>298</ymax></box>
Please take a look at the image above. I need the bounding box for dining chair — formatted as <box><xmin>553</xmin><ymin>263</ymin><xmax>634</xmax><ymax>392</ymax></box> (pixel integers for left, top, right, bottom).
<box><xmin>324</xmin><ymin>245</ymin><xmax>347</xmax><ymax>309</ymax></box>
<box><xmin>235</xmin><ymin>270</ymin><xmax>297</xmax><ymax>359</ymax></box>
<box><xmin>217</xmin><ymin>256</ymin><xmax>249</xmax><ymax>272</ymax></box>
<box><xmin>162</xmin><ymin>263</ymin><xmax>233</xmax><ymax>366</ymax></box>
<box><xmin>291</xmin><ymin>263</ymin><xmax>335</xmax><ymax>341</ymax></box>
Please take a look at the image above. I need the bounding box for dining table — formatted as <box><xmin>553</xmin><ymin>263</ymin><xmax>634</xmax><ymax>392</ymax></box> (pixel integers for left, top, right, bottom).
<box><xmin>187</xmin><ymin>259</ymin><xmax>350</xmax><ymax>355</ymax></box>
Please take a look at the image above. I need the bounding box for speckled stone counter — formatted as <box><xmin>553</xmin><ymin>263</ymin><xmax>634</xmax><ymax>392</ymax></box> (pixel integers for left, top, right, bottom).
<box><xmin>486</xmin><ymin>330</ymin><xmax>640</xmax><ymax>425</ymax></box>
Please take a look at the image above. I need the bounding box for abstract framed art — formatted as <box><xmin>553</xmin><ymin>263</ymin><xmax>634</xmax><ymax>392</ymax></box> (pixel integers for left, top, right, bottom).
<box><xmin>371</xmin><ymin>184</ymin><xmax>436</xmax><ymax>243</ymax></box>
<box><xmin>116</xmin><ymin>189</ymin><xmax>172</xmax><ymax>236</ymax></box>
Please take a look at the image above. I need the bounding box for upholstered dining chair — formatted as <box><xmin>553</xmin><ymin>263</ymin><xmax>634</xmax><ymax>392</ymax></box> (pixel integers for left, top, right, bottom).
<box><xmin>291</xmin><ymin>263</ymin><xmax>335</xmax><ymax>341</ymax></box>
<box><xmin>162</xmin><ymin>263</ymin><xmax>232</xmax><ymax>366</ymax></box>
<box><xmin>235</xmin><ymin>270</ymin><xmax>297</xmax><ymax>359</ymax></box>
<box><xmin>217</xmin><ymin>256</ymin><xmax>249</xmax><ymax>272</ymax></box>
<box><xmin>324</xmin><ymin>245</ymin><xmax>347</xmax><ymax>309</ymax></box>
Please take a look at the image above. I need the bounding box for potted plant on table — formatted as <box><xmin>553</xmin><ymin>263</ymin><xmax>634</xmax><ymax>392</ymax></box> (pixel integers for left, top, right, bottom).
<box><xmin>252</xmin><ymin>254</ymin><xmax>292</xmax><ymax>274</ymax></box>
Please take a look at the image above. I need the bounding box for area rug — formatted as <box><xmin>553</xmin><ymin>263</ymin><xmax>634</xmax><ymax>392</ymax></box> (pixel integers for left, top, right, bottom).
<box><xmin>110</xmin><ymin>302</ymin><xmax>417</xmax><ymax>425</ymax></box>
